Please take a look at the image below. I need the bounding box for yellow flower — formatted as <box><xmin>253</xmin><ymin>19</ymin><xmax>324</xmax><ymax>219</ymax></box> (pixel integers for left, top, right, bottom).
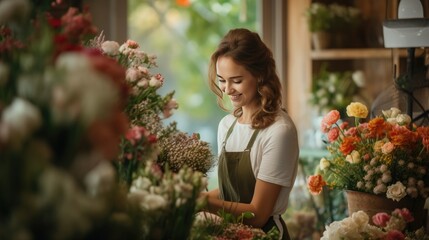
<box><xmin>346</xmin><ymin>102</ymin><xmax>368</xmax><ymax>118</ymax></box>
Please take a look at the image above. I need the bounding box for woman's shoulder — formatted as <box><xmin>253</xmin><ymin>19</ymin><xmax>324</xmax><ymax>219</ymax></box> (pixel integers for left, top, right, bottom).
<box><xmin>218</xmin><ymin>114</ymin><xmax>235</xmax><ymax>130</ymax></box>
<box><xmin>262</xmin><ymin>111</ymin><xmax>298</xmax><ymax>137</ymax></box>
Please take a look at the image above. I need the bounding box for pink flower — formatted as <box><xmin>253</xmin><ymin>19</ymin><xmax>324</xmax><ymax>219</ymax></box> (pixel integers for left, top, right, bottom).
<box><xmin>393</xmin><ymin>208</ymin><xmax>414</xmax><ymax>223</ymax></box>
<box><xmin>372</xmin><ymin>212</ymin><xmax>390</xmax><ymax>227</ymax></box>
<box><xmin>384</xmin><ymin>230</ymin><xmax>405</xmax><ymax>240</ymax></box>
<box><xmin>125</xmin><ymin>39</ymin><xmax>139</xmax><ymax>49</ymax></box>
<box><xmin>327</xmin><ymin>127</ymin><xmax>340</xmax><ymax>142</ymax></box>
<box><xmin>320</xmin><ymin>110</ymin><xmax>340</xmax><ymax>133</ymax></box>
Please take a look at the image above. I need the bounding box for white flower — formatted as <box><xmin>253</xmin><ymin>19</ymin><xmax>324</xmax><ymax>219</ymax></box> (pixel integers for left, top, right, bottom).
<box><xmin>0</xmin><ymin>97</ymin><xmax>42</xmax><ymax>147</ymax></box>
<box><xmin>141</xmin><ymin>194</ymin><xmax>167</xmax><ymax>210</ymax></box>
<box><xmin>352</xmin><ymin>70</ymin><xmax>365</xmax><ymax>87</ymax></box>
<box><xmin>149</xmin><ymin>76</ymin><xmax>162</xmax><ymax>88</ymax></box>
<box><xmin>84</xmin><ymin>160</ymin><xmax>116</xmax><ymax>197</ymax></box>
<box><xmin>382</xmin><ymin>107</ymin><xmax>401</xmax><ymax>119</ymax></box>
<box><xmin>126</xmin><ymin>67</ymin><xmax>142</xmax><ymax>82</ymax></box>
<box><xmin>101</xmin><ymin>41</ymin><xmax>120</xmax><ymax>56</ymax></box>
<box><xmin>386</xmin><ymin>181</ymin><xmax>407</xmax><ymax>201</ymax></box>
<box><xmin>396</xmin><ymin>114</ymin><xmax>411</xmax><ymax>126</ymax></box>
<box><xmin>381</xmin><ymin>172</ymin><xmax>392</xmax><ymax>183</ymax></box>
<box><xmin>53</xmin><ymin>53</ymin><xmax>119</xmax><ymax>125</ymax></box>
<box><xmin>373</xmin><ymin>184</ymin><xmax>387</xmax><ymax>194</ymax></box>
<box><xmin>346</xmin><ymin>150</ymin><xmax>361</xmax><ymax>164</ymax></box>
<box><xmin>319</xmin><ymin>157</ymin><xmax>330</xmax><ymax>170</ymax></box>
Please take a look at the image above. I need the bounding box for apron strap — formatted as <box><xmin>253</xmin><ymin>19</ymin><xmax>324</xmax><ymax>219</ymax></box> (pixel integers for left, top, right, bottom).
<box><xmin>245</xmin><ymin>129</ymin><xmax>260</xmax><ymax>150</ymax></box>
<box><xmin>222</xmin><ymin>118</ymin><xmax>238</xmax><ymax>147</ymax></box>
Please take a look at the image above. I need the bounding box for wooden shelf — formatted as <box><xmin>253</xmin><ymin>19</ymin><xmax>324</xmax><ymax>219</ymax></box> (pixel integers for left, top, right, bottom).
<box><xmin>311</xmin><ymin>48</ymin><xmax>425</xmax><ymax>60</ymax></box>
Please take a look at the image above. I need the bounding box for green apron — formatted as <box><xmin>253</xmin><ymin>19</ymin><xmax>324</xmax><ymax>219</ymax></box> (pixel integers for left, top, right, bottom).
<box><xmin>218</xmin><ymin>119</ymin><xmax>290</xmax><ymax>240</ymax></box>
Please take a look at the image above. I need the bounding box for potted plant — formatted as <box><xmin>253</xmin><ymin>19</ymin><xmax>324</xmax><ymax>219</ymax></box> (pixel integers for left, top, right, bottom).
<box><xmin>305</xmin><ymin>3</ymin><xmax>361</xmax><ymax>49</ymax></box>
<box><xmin>305</xmin><ymin>3</ymin><xmax>333</xmax><ymax>49</ymax></box>
<box><xmin>307</xmin><ymin>102</ymin><xmax>429</xmax><ymax>230</ymax></box>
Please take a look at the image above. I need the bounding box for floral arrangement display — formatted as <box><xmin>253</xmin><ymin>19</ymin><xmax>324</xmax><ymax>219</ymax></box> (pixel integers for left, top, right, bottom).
<box><xmin>321</xmin><ymin>208</ymin><xmax>428</xmax><ymax>240</ymax></box>
<box><xmin>305</xmin><ymin>2</ymin><xmax>360</xmax><ymax>33</ymax></box>
<box><xmin>88</xmin><ymin>34</ymin><xmax>215</xmax><ymax>186</ymax></box>
<box><xmin>0</xmin><ymin>1</ymin><xmax>279</xmax><ymax>239</ymax></box>
<box><xmin>0</xmin><ymin>0</ymin><xmax>215</xmax><ymax>239</ymax></box>
<box><xmin>309</xmin><ymin>64</ymin><xmax>365</xmax><ymax>114</ymax></box>
<box><xmin>307</xmin><ymin>102</ymin><xmax>429</xmax><ymax>202</ymax></box>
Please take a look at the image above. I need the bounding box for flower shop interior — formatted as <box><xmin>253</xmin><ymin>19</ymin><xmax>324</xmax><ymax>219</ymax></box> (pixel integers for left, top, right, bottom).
<box><xmin>2</xmin><ymin>0</ymin><xmax>429</xmax><ymax>239</ymax></box>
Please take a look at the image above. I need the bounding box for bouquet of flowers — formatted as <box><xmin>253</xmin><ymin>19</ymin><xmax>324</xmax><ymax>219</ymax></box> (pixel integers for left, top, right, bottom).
<box><xmin>307</xmin><ymin>102</ymin><xmax>429</xmax><ymax>202</ymax></box>
<box><xmin>0</xmin><ymin>1</ymin><xmax>213</xmax><ymax>239</ymax></box>
<box><xmin>89</xmin><ymin>35</ymin><xmax>215</xmax><ymax>187</ymax></box>
<box><xmin>321</xmin><ymin>208</ymin><xmax>428</xmax><ymax>240</ymax></box>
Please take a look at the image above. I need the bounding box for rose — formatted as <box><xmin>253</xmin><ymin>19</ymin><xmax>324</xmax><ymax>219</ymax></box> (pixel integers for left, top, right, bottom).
<box><xmin>381</xmin><ymin>142</ymin><xmax>395</xmax><ymax>154</ymax></box>
<box><xmin>372</xmin><ymin>212</ymin><xmax>391</xmax><ymax>227</ymax></box>
<box><xmin>346</xmin><ymin>102</ymin><xmax>368</xmax><ymax>118</ymax></box>
<box><xmin>392</xmin><ymin>208</ymin><xmax>414</xmax><ymax>223</ymax></box>
<box><xmin>386</xmin><ymin>181</ymin><xmax>407</xmax><ymax>201</ymax></box>
<box><xmin>307</xmin><ymin>174</ymin><xmax>326</xmax><ymax>195</ymax></box>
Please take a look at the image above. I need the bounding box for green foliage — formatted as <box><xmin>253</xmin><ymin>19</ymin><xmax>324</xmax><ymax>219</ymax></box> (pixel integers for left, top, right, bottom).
<box><xmin>128</xmin><ymin>0</ymin><xmax>257</xmax><ymax>119</ymax></box>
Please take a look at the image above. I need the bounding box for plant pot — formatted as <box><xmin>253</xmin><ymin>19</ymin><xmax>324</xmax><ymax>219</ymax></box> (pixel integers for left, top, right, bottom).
<box><xmin>311</xmin><ymin>32</ymin><xmax>331</xmax><ymax>50</ymax></box>
<box><xmin>345</xmin><ymin>190</ymin><xmax>427</xmax><ymax>230</ymax></box>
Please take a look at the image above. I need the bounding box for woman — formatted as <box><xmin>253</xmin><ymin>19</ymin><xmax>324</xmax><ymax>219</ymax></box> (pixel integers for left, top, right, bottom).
<box><xmin>203</xmin><ymin>28</ymin><xmax>299</xmax><ymax>240</ymax></box>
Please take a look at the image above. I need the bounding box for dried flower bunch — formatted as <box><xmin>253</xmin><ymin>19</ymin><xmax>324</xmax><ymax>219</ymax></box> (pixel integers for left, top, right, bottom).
<box><xmin>307</xmin><ymin>102</ymin><xmax>429</xmax><ymax>202</ymax></box>
<box><xmin>321</xmin><ymin>208</ymin><xmax>428</xmax><ymax>240</ymax></box>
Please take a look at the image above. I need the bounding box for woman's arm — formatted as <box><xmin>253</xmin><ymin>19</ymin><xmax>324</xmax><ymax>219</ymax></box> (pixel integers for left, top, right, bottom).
<box><xmin>203</xmin><ymin>179</ymin><xmax>281</xmax><ymax>228</ymax></box>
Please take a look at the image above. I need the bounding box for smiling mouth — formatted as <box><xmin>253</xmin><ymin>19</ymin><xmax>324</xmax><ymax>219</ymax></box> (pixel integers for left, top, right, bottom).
<box><xmin>230</xmin><ymin>94</ymin><xmax>241</xmax><ymax>101</ymax></box>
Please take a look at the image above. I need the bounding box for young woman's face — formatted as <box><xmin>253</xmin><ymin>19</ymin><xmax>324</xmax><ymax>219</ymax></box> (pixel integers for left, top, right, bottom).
<box><xmin>216</xmin><ymin>56</ymin><xmax>259</xmax><ymax>110</ymax></box>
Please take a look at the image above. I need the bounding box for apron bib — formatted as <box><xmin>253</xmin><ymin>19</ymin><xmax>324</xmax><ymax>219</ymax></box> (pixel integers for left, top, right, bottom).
<box><xmin>218</xmin><ymin>119</ymin><xmax>290</xmax><ymax>240</ymax></box>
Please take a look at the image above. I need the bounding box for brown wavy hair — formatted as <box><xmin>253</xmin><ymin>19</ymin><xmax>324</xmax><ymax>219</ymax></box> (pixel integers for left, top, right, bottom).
<box><xmin>208</xmin><ymin>28</ymin><xmax>283</xmax><ymax>129</ymax></box>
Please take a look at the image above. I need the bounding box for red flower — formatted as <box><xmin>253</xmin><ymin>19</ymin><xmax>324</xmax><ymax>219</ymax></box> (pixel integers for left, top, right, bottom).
<box><xmin>372</xmin><ymin>212</ymin><xmax>390</xmax><ymax>227</ymax></box>
<box><xmin>384</xmin><ymin>230</ymin><xmax>405</xmax><ymax>240</ymax></box>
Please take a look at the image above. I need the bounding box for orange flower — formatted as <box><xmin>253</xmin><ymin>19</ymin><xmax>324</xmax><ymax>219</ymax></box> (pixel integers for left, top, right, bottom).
<box><xmin>417</xmin><ymin>127</ymin><xmax>429</xmax><ymax>151</ymax></box>
<box><xmin>367</xmin><ymin>117</ymin><xmax>390</xmax><ymax>138</ymax></box>
<box><xmin>390</xmin><ymin>125</ymin><xmax>418</xmax><ymax>148</ymax></box>
<box><xmin>340</xmin><ymin>136</ymin><xmax>360</xmax><ymax>155</ymax></box>
<box><xmin>307</xmin><ymin>175</ymin><xmax>326</xmax><ymax>195</ymax></box>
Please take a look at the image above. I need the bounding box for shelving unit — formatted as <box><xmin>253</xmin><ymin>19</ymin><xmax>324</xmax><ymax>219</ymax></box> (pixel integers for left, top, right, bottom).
<box><xmin>286</xmin><ymin>0</ymin><xmax>428</xmax><ymax>146</ymax></box>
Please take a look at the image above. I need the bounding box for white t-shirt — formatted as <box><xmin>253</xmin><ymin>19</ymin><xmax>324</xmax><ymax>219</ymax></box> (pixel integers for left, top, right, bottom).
<box><xmin>217</xmin><ymin>111</ymin><xmax>299</xmax><ymax>215</ymax></box>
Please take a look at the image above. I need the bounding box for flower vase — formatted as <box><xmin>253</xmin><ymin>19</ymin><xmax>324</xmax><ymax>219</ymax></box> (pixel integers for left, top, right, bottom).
<box><xmin>346</xmin><ymin>190</ymin><xmax>427</xmax><ymax>230</ymax></box>
<box><xmin>311</xmin><ymin>32</ymin><xmax>331</xmax><ymax>50</ymax></box>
